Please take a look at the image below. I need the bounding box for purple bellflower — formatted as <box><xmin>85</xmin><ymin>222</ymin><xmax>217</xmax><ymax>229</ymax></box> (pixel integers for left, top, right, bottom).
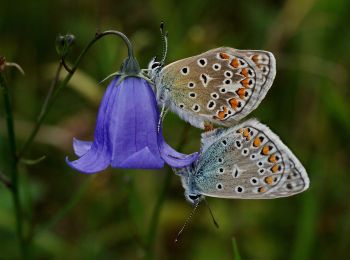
<box><xmin>66</xmin><ymin>31</ymin><xmax>198</xmax><ymax>173</ymax></box>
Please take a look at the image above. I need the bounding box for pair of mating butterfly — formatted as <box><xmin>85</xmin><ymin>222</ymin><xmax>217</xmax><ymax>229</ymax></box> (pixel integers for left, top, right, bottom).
<box><xmin>144</xmin><ymin>26</ymin><xmax>309</xmax><ymax>207</ymax></box>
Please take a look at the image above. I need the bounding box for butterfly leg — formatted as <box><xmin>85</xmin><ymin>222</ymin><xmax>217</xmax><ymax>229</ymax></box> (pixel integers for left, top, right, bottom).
<box><xmin>158</xmin><ymin>103</ymin><xmax>169</xmax><ymax>132</ymax></box>
<box><xmin>204</xmin><ymin>122</ymin><xmax>214</xmax><ymax>132</ymax></box>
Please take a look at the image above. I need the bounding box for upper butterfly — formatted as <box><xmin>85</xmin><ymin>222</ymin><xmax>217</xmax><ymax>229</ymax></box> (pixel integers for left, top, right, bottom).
<box><xmin>148</xmin><ymin>47</ymin><xmax>276</xmax><ymax>129</ymax></box>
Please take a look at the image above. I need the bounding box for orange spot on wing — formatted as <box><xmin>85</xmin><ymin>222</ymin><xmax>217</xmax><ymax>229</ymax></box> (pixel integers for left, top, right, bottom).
<box><xmin>241</xmin><ymin>68</ymin><xmax>249</xmax><ymax>77</ymax></box>
<box><xmin>215</xmin><ymin>106</ymin><xmax>229</xmax><ymax>120</ymax></box>
<box><xmin>261</xmin><ymin>145</ymin><xmax>271</xmax><ymax>155</ymax></box>
<box><xmin>243</xmin><ymin>128</ymin><xmax>251</xmax><ymax>140</ymax></box>
<box><xmin>268</xmin><ymin>154</ymin><xmax>278</xmax><ymax>163</ymax></box>
<box><xmin>229</xmin><ymin>98</ymin><xmax>240</xmax><ymax>110</ymax></box>
<box><xmin>264</xmin><ymin>176</ymin><xmax>273</xmax><ymax>185</ymax></box>
<box><xmin>252</xmin><ymin>54</ymin><xmax>260</xmax><ymax>63</ymax></box>
<box><xmin>258</xmin><ymin>187</ymin><xmax>266</xmax><ymax>193</ymax></box>
<box><xmin>230</xmin><ymin>58</ymin><xmax>240</xmax><ymax>68</ymax></box>
<box><xmin>241</xmin><ymin>78</ymin><xmax>251</xmax><ymax>88</ymax></box>
<box><xmin>243</xmin><ymin>128</ymin><xmax>250</xmax><ymax>137</ymax></box>
<box><xmin>253</xmin><ymin>137</ymin><xmax>262</xmax><ymax>147</ymax></box>
<box><xmin>236</xmin><ymin>88</ymin><xmax>246</xmax><ymax>99</ymax></box>
<box><xmin>271</xmin><ymin>164</ymin><xmax>280</xmax><ymax>173</ymax></box>
<box><xmin>220</xmin><ymin>52</ymin><xmax>229</xmax><ymax>60</ymax></box>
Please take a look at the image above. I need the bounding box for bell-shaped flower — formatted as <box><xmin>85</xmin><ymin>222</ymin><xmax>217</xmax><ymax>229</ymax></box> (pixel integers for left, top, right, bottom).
<box><xmin>66</xmin><ymin>31</ymin><xmax>198</xmax><ymax>173</ymax></box>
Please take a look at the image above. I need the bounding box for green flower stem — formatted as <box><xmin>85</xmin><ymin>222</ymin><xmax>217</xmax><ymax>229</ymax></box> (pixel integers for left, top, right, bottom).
<box><xmin>145</xmin><ymin>170</ymin><xmax>172</xmax><ymax>260</ymax></box>
<box><xmin>38</xmin><ymin>62</ymin><xmax>63</xmax><ymax>120</ymax></box>
<box><xmin>0</xmin><ymin>169</ymin><xmax>12</xmax><ymax>188</ymax></box>
<box><xmin>17</xmin><ymin>30</ymin><xmax>135</xmax><ymax>160</ymax></box>
<box><xmin>0</xmin><ymin>73</ymin><xmax>26</xmax><ymax>257</ymax></box>
<box><xmin>145</xmin><ymin>124</ymin><xmax>191</xmax><ymax>260</ymax></box>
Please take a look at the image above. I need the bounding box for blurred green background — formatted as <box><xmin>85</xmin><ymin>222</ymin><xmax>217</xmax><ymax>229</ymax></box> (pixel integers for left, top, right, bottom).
<box><xmin>1</xmin><ymin>0</ymin><xmax>350</xmax><ymax>259</ymax></box>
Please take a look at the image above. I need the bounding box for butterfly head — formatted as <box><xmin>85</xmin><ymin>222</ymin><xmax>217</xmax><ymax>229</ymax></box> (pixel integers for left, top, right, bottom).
<box><xmin>147</xmin><ymin>56</ymin><xmax>162</xmax><ymax>79</ymax></box>
<box><xmin>174</xmin><ymin>166</ymin><xmax>204</xmax><ymax>205</ymax></box>
<box><xmin>147</xmin><ymin>56</ymin><xmax>171</xmax><ymax>106</ymax></box>
<box><xmin>185</xmin><ymin>192</ymin><xmax>203</xmax><ymax>205</ymax></box>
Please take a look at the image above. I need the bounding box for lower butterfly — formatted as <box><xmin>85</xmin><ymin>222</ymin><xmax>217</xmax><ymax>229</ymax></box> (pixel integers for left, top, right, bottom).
<box><xmin>174</xmin><ymin>119</ymin><xmax>309</xmax><ymax>204</ymax></box>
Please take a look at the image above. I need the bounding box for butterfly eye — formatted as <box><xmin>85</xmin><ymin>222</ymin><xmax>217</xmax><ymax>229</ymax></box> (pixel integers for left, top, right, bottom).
<box><xmin>151</xmin><ymin>62</ymin><xmax>161</xmax><ymax>69</ymax></box>
<box><xmin>189</xmin><ymin>194</ymin><xmax>199</xmax><ymax>200</ymax></box>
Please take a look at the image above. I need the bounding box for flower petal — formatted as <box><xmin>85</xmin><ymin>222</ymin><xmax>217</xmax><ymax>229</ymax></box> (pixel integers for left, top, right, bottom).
<box><xmin>73</xmin><ymin>138</ymin><xmax>92</xmax><ymax>157</ymax></box>
<box><xmin>65</xmin><ymin>143</ymin><xmax>110</xmax><ymax>174</ymax></box>
<box><xmin>158</xmin><ymin>133</ymin><xmax>199</xmax><ymax>168</ymax></box>
<box><xmin>118</xmin><ymin>147</ymin><xmax>164</xmax><ymax>168</ymax></box>
<box><xmin>66</xmin><ymin>77</ymin><xmax>120</xmax><ymax>173</ymax></box>
<box><xmin>109</xmin><ymin>77</ymin><xmax>164</xmax><ymax>168</ymax></box>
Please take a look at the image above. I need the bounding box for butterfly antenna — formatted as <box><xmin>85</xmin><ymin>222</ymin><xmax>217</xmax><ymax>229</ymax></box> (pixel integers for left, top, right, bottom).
<box><xmin>157</xmin><ymin>103</ymin><xmax>168</xmax><ymax>133</ymax></box>
<box><xmin>160</xmin><ymin>21</ymin><xmax>168</xmax><ymax>66</ymax></box>
<box><xmin>204</xmin><ymin>198</ymin><xmax>219</xmax><ymax>229</ymax></box>
<box><xmin>175</xmin><ymin>201</ymin><xmax>200</xmax><ymax>243</ymax></box>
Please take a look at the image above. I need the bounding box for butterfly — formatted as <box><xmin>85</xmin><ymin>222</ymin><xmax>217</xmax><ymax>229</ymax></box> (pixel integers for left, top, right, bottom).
<box><xmin>148</xmin><ymin>47</ymin><xmax>276</xmax><ymax>129</ymax></box>
<box><xmin>173</xmin><ymin>119</ymin><xmax>309</xmax><ymax>204</ymax></box>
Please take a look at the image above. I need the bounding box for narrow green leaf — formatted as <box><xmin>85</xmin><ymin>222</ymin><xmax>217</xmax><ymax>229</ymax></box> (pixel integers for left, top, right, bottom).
<box><xmin>232</xmin><ymin>237</ymin><xmax>242</xmax><ymax>260</ymax></box>
<box><xmin>20</xmin><ymin>155</ymin><xmax>46</xmax><ymax>165</ymax></box>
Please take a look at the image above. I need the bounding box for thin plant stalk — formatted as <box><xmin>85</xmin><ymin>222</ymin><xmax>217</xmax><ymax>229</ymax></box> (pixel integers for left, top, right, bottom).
<box><xmin>0</xmin><ymin>169</ymin><xmax>12</xmax><ymax>188</ymax></box>
<box><xmin>145</xmin><ymin>124</ymin><xmax>191</xmax><ymax>259</ymax></box>
<box><xmin>145</xmin><ymin>170</ymin><xmax>172</xmax><ymax>260</ymax></box>
<box><xmin>0</xmin><ymin>74</ymin><xmax>26</xmax><ymax>257</ymax></box>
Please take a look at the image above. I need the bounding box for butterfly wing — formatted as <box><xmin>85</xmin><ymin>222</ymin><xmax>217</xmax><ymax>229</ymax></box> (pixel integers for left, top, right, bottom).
<box><xmin>191</xmin><ymin>119</ymin><xmax>309</xmax><ymax>199</ymax></box>
<box><xmin>158</xmin><ymin>47</ymin><xmax>276</xmax><ymax>128</ymax></box>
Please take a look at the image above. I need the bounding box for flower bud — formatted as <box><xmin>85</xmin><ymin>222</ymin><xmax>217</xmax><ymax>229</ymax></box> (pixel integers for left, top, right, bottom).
<box><xmin>55</xmin><ymin>34</ymin><xmax>76</xmax><ymax>58</ymax></box>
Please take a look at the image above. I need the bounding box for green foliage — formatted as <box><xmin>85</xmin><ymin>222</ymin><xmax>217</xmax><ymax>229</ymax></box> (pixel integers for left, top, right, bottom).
<box><xmin>1</xmin><ymin>0</ymin><xmax>350</xmax><ymax>259</ymax></box>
